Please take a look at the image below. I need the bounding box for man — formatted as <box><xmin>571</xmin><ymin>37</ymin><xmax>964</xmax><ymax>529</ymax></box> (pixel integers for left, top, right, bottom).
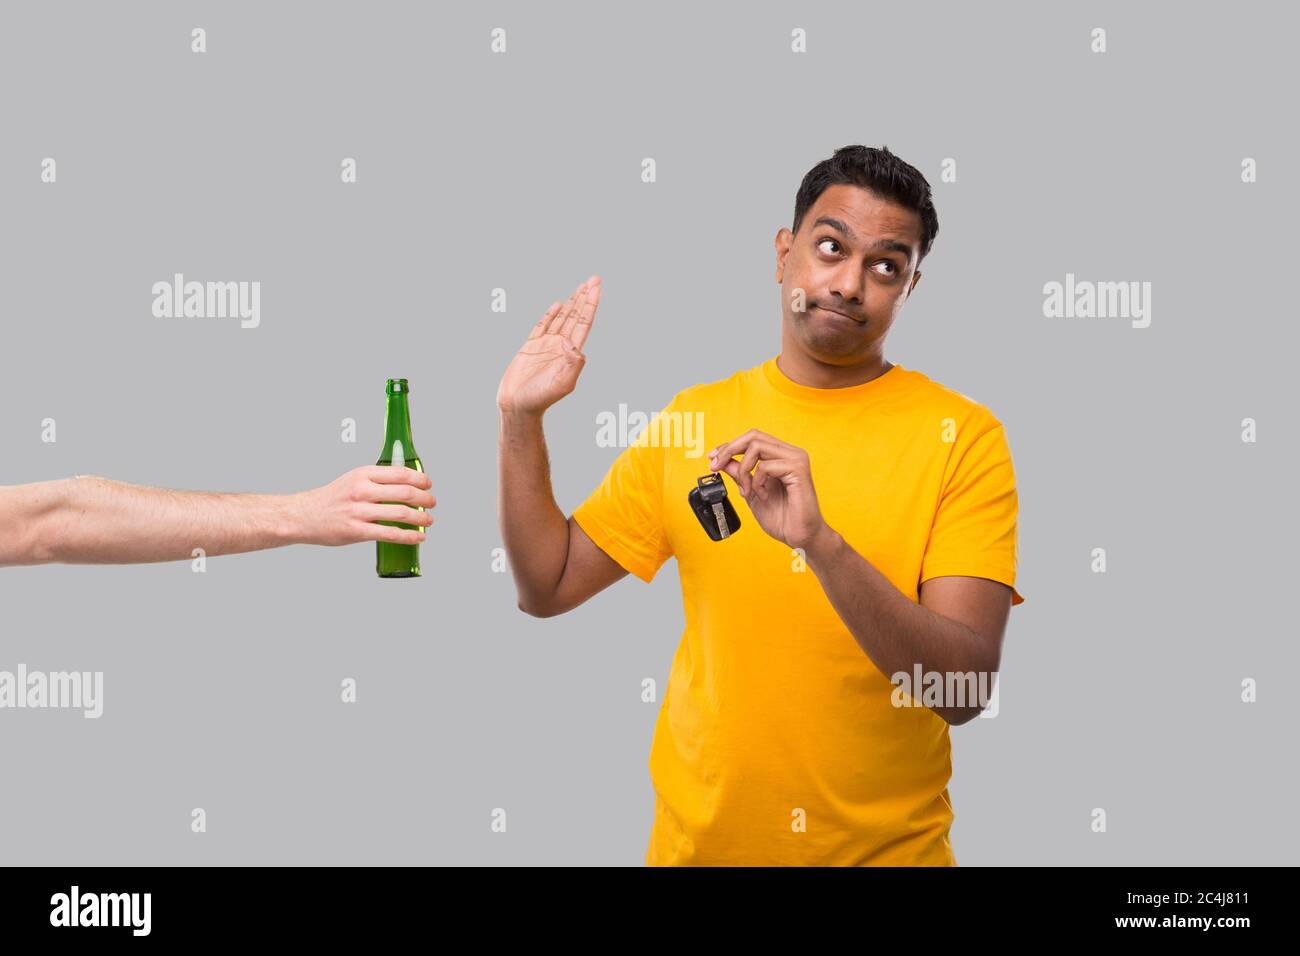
<box><xmin>0</xmin><ymin>466</ymin><xmax>434</xmax><ymax>566</ymax></box>
<box><xmin>497</xmin><ymin>144</ymin><xmax>1023</xmax><ymax>866</ymax></box>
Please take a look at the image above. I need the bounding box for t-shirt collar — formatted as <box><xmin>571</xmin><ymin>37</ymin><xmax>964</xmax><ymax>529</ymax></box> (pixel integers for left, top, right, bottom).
<box><xmin>760</xmin><ymin>354</ymin><xmax>907</xmax><ymax>404</ymax></box>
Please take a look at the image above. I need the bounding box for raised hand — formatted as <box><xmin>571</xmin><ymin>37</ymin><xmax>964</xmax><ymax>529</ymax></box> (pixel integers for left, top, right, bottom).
<box><xmin>496</xmin><ymin>275</ymin><xmax>602</xmax><ymax>417</ymax></box>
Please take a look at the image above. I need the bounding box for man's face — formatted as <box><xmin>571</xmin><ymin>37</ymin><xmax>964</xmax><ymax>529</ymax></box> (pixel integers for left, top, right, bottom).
<box><xmin>774</xmin><ymin>183</ymin><xmax>923</xmax><ymax>365</ymax></box>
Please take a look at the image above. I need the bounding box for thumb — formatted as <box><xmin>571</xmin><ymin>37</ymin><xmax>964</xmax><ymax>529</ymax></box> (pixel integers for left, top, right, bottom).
<box><xmin>561</xmin><ymin>337</ymin><xmax>585</xmax><ymax>366</ymax></box>
<box><xmin>555</xmin><ymin>339</ymin><xmax>585</xmax><ymax>391</ymax></box>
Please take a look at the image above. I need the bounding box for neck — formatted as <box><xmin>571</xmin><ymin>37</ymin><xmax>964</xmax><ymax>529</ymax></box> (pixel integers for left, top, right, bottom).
<box><xmin>776</xmin><ymin>347</ymin><xmax>893</xmax><ymax>389</ymax></box>
<box><xmin>383</xmin><ymin>393</ymin><xmax>415</xmax><ymax>448</ymax></box>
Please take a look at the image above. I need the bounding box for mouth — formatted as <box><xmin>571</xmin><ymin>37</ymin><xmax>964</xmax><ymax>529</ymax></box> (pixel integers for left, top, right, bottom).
<box><xmin>813</xmin><ymin>304</ymin><xmax>865</xmax><ymax>325</ymax></box>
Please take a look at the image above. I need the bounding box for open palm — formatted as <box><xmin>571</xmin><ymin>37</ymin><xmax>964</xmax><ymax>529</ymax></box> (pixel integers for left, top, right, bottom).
<box><xmin>497</xmin><ymin>276</ymin><xmax>602</xmax><ymax>416</ymax></box>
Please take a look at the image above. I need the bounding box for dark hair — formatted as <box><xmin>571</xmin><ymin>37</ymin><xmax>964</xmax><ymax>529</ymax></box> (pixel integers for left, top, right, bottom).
<box><xmin>792</xmin><ymin>145</ymin><xmax>939</xmax><ymax>263</ymax></box>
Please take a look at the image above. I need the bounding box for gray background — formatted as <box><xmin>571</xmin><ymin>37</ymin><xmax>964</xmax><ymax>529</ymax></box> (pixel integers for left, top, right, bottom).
<box><xmin>1</xmin><ymin>0</ymin><xmax>1295</xmax><ymax>865</ymax></box>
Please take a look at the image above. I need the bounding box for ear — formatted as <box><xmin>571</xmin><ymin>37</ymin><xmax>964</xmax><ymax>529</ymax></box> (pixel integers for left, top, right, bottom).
<box><xmin>774</xmin><ymin>228</ymin><xmax>793</xmax><ymax>282</ymax></box>
<box><xmin>908</xmin><ymin>269</ymin><xmax>922</xmax><ymax>297</ymax></box>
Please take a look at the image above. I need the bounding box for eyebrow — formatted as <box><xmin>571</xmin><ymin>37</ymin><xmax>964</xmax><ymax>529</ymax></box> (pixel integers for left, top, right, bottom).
<box><xmin>813</xmin><ymin>216</ymin><xmax>913</xmax><ymax>259</ymax></box>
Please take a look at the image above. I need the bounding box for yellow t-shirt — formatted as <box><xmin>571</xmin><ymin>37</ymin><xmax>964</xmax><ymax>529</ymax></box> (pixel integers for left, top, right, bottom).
<box><xmin>572</xmin><ymin>356</ymin><xmax>1023</xmax><ymax>866</ymax></box>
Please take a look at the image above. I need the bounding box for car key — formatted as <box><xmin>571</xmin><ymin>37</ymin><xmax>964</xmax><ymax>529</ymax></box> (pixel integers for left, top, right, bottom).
<box><xmin>688</xmin><ymin>473</ymin><xmax>741</xmax><ymax>541</ymax></box>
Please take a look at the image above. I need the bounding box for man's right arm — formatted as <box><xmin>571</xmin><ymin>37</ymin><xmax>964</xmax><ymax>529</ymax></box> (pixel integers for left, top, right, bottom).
<box><xmin>495</xmin><ymin>274</ymin><xmax>627</xmax><ymax>617</ymax></box>
<box><xmin>497</xmin><ymin>410</ymin><xmax>627</xmax><ymax>617</ymax></box>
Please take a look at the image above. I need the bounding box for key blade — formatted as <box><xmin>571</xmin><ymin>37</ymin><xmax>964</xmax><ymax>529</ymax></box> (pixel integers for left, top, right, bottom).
<box><xmin>710</xmin><ymin>501</ymin><xmax>730</xmax><ymax>539</ymax></box>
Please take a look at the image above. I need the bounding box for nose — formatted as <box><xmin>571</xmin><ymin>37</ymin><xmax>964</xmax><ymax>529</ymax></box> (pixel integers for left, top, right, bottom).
<box><xmin>827</xmin><ymin>261</ymin><xmax>864</xmax><ymax>310</ymax></box>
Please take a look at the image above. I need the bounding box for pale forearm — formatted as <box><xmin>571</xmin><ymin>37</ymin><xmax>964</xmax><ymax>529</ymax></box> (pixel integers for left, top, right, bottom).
<box><xmin>9</xmin><ymin>476</ymin><xmax>303</xmax><ymax>566</ymax></box>
<box><xmin>804</xmin><ymin>526</ymin><xmax>992</xmax><ymax>724</ymax></box>
<box><xmin>497</xmin><ymin>411</ymin><xmax>570</xmax><ymax>613</ymax></box>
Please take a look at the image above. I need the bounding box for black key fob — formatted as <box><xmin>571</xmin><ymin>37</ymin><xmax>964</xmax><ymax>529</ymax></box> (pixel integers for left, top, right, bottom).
<box><xmin>689</xmin><ymin>473</ymin><xmax>741</xmax><ymax>541</ymax></box>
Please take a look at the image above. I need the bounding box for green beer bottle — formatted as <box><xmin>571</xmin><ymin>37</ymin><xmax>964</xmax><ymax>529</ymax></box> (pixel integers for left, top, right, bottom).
<box><xmin>375</xmin><ymin>378</ymin><xmax>424</xmax><ymax>578</ymax></box>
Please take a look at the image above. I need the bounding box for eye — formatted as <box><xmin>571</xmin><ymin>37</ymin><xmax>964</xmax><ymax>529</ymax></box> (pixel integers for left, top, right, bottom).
<box><xmin>819</xmin><ymin>237</ymin><xmax>901</xmax><ymax>278</ymax></box>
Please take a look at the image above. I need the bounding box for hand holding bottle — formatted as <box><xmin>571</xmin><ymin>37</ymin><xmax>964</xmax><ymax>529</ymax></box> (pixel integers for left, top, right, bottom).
<box><xmin>295</xmin><ymin>465</ymin><xmax>435</xmax><ymax>548</ymax></box>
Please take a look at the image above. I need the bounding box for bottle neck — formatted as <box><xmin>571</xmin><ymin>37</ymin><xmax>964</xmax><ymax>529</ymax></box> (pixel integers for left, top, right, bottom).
<box><xmin>382</xmin><ymin>392</ymin><xmax>416</xmax><ymax>459</ymax></box>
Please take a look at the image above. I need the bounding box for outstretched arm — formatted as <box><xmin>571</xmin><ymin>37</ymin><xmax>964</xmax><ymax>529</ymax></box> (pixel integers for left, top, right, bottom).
<box><xmin>496</xmin><ymin>275</ymin><xmax>628</xmax><ymax>616</ymax></box>
<box><xmin>0</xmin><ymin>465</ymin><xmax>435</xmax><ymax>567</ymax></box>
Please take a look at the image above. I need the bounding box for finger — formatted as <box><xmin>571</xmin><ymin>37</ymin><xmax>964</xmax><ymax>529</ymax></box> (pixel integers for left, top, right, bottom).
<box><xmin>555</xmin><ymin>281</ymin><xmax>592</xmax><ymax>341</ymax></box>
<box><xmin>561</xmin><ymin>275</ymin><xmax>600</xmax><ymax>344</ymax></box>
<box><xmin>565</xmin><ymin>281</ymin><xmax>600</xmax><ymax>351</ymax></box>
<box><xmin>366</xmin><ymin>481</ymin><xmax>436</xmax><ymax>508</ymax></box>
<box><xmin>752</xmin><ymin>460</ymin><xmax>781</xmax><ymax>501</ymax></box>
<box><xmin>543</xmin><ymin>288</ymin><xmax>579</xmax><ymax>336</ymax></box>
<box><xmin>363</xmin><ymin>503</ymin><xmax>435</xmax><ymax>527</ymax></box>
<box><xmin>367</xmin><ymin>465</ymin><xmax>432</xmax><ymax>487</ymax></box>
<box><xmin>711</xmin><ymin>437</ymin><xmax>773</xmax><ymax>483</ymax></box>
<box><xmin>714</xmin><ymin>430</ymin><xmax>794</xmax><ymax>463</ymax></box>
<box><xmin>545</xmin><ymin>281</ymin><xmax>587</xmax><ymax>335</ymax></box>
<box><xmin>364</xmin><ymin>521</ymin><xmax>427</xmax><ymax>545</ymax></box>
<box><xmin>708</xmin><ymin>439</ymin><xmax>737</xmax><ymax>469</ymax></box>
<box><xmin>719</xmin><ymin>461</ymin><xmax>751</xmax><ymax>499</ymax></box>
<box><xmin>744</xmin><ymin>431</ymin><xmax>792</xmax><ymax>457</ymax></box>
<box><xmin>708</xmin><ymin>430</ymin><xmax>762</xmax><ymax>468</ymax></box>
<box><xmin>528</xmin><ymin>301</ymin><xmax>564</xmax><ymax>340</ymax></box>
<box><xmin>735</xmin><ymin>445</ymin><xmax>764</xmax><ymax>496</ymax></box>
<box><xmin>753</xmin><ymin>458</ymin><xmax>800</xmax><ymax>498</ymax></box>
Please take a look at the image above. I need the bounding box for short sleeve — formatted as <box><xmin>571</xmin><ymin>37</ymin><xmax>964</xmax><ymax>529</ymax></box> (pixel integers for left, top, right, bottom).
<box><xmin>919</xmin><ymin>422</ymin><xmax>1024</xmax><ymax>606</ymax></box>
<box><xmin>571</xmin><ymin>398</ymin><xmax>676</xmax><ymax>583</ymax></box>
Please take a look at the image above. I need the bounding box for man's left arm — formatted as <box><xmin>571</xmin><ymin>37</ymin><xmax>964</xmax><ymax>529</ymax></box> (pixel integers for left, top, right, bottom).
<box><xmin>708</xmin><ymin>429</ymin><xmax>1011</xmax><ymax>726</ymax></box>
<box><xmin>805</xmin><ymin>526</ymin><xmax>1008</xmax><ymax>725</ymax></box>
